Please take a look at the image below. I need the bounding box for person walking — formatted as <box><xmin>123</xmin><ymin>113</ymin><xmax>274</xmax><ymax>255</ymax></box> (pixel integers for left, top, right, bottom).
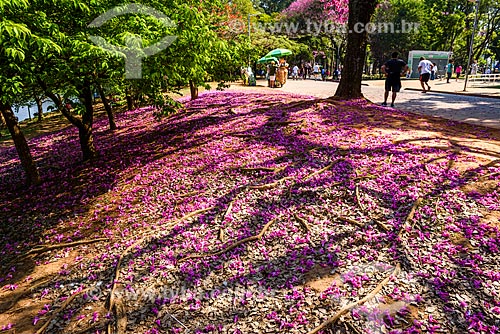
<box><xmin>446</xmin><ymin>59</ymin><xmax>454</xmax><ymax>83</ymax></box>
<box><xmin>471</xmin><ymin>60</ymin><xmax>478</xmax><ymax>75</ymax></box>
<box><xmin>418</xmin><ymin>56</ymin><xmax>433</xmax><ymax>93</ymax></box>
<box><xmin>431</xmin><ymin>62</ymin><xmax>438</xmax><ymax>80</ymax></box>
<box><xmin>313</xmin><ymin>63</ymin><xmax>320</xmax><ymax>81</ymax></box>
<box><xmin>268</xmin><ymin>61</ymin><xmax>278</xmax><ymax>88</ymax></box>
<box><xmin>381</xmin><ymin>51</ymin><xmax>408</xmax><ymax>107</ymax></box>
<box><xmin>455</xmin><ymin>65</ymin><xmax>462</xmax><ymax>81</ymax></box>
<box><xmin>292</xmin><ymin>64</ymin><xmax>299</xmax><ymax>80</ymax></box>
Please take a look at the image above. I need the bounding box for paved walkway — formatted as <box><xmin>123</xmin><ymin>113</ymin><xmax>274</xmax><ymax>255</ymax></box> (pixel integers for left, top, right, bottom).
<box><xmin>233</xmin><ymin>79</ymin><xmax>500</xmax><ymax>130</ymax></box>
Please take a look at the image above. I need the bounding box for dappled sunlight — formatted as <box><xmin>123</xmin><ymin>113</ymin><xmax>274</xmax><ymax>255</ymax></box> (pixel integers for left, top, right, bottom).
<box><xmin>1</xmin><ymin>91</ymin><xmax>499</xmax><ymax>334</ymax></box>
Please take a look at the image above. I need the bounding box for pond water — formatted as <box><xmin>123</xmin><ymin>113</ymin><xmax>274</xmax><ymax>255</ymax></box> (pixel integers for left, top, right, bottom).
<box><xmin>12</xmin><ymin>100</ymin><xmax>57</xmax><ymax>122</ymax></box>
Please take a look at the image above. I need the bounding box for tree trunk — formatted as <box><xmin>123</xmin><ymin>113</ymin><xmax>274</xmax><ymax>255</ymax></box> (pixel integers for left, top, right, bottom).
<box><xmin>40</xmin><ymin>77</ymin><xmax>98</xmax><ymax>161</ymax></box>
<box><xmin>34</xmin><ymin>94</ymin><xmax>43</xmax><ymax>122</ymax></box>
<box><xmin>126</xmin><ymin>95</ymin><xmax>134</xmax><ymax>110</ymax></box>
<box><xmin>334</xmin><ymin>0</ymin><xmax>378</xmax><ymax>99</ymax></box>
<box><xmin>189</xmin><ymin>80</ymin><xmax>199</xmax><ymax>100</ymax></box>
<box><xmin>79</xmin><ymin>83</ymin><xmax>98</xmax><ymax>161</ymax></box>
<box><xmin>97</xmin><ymin>85</ymin><xmax>117</xmax><ymax>130</ymax></box>
<box><xmin>0</xmin><ymin>110</ymin><xmax>5</xmax><ymax>128</ymax></box>
<box><xmin>0</xmin><ymin>102</ymin><xmax>41</xmax><ymax>185</ymax></box>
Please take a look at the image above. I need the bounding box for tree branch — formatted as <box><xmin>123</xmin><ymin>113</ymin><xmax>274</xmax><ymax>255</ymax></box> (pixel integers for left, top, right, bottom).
<box><xmin>307</xmin><ymin>263</ymin><xmax>401</xmax><ymax>334</ymax></box>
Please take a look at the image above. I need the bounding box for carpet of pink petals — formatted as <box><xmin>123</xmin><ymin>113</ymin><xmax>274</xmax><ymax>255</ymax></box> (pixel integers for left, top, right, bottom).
<box><xmin>0</xmin><ymin>90</ymin><xmax>499</xmax><ymax>334</ymax></box>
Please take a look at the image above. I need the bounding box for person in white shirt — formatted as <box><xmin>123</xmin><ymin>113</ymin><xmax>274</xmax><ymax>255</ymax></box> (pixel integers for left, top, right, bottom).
<box><xmin>292</xmin><ymin>65</ymin><xmax>299</xmax><ymax>80</ymax></box>
<box><xmin>417</xmin><ymin>56</ymin><xmax>433</xmax><ymax>93</ymax></box>
<box><xmin>313</xmin><ymin>63</ymin><xmax>320</xmax><ymax>81</ymax></box>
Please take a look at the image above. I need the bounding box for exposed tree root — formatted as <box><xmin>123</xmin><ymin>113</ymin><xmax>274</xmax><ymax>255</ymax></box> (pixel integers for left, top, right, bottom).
<box><xmin>337</xmin><ymin>216</ymin><xmax>365</xmax><ymax>228</ymax></box>
<box><xmin>249</xmin><ymin>176</ymin><xmax>293</xmax><ymax>190</ymax></box>
<box><xmin>304</xmin><ymin>159</ymin><xmax>343</xmax><ymax>182</ymax></box>
<box><xmin>398</xmin><ymin>198</ymin><xmax>423</xmax><ymax>237</ymax></box>
<box><xmin>178</xmin><ymin>190</ymin><xmax>203</xmax><ymax>198</ymax></box>
<box><xmin>26</xmin><ymin>238</ymin><xmax>108</xmax><ymax>256</ymax></box>
<box><xmin>345</xmin><ymin>321</ymin><xmax>362</xmax><ymax>334</ymax></box>
<box><xmin>178</xmin><ymin>217</ymin><xmax>280</xmax><ymax>263</ymax></box>
<box><xmin>294</xmin><ymin>213</ymin><xmax>311</xmax><ymax>233</ymax></box>
<box><xmin>36</xmin><ymin>287</ymin><xmax>92</xmax><ymax>334</ymax></box>
<box><xmin>106</xmin><ymin>207</ymin><xmax>215</xmax><ymax>333</ymax></box>
<box><xmin>276</xmin><ymin>146</ymin><xmax>319</xmax><ymax>162</ymax></box>
<box><xmin>108</xmin><ymin>298</ymin><xmax>127</xmax><ymax>334</ymax></box>
<box><xmin>221</xmin><ymin>201</ymin><xmax>233</xmax><ymax>222</ymax></box>
<box><xmin>355</xmin><ymin>186</ymin><xmax>366</xmax><ymax>211</ymax></box>
<box><xmin>371</xmin><ymin>218</ymin><xmax>390</xmax><ymax>232</ymax></box>
<box><xmin>462</xmin><ymin>159</ymin><xmax>500</xmax><ymax>179</ymax></box>
<box><xmin>1</xmin><ymin>278</ymin><xmax>52</xmax><ymax>313</ymax></box>
<box><xmin>278</xmin><ymin>99</ymin><xmax>322</xmax><ymax>111</ymax></box>
<box><xmin>239</xmin><ymin>165</ymin><xmax>287</xmax><ymax>174</ymax></box>
<box><xmin>307</xmin><ymin>263</ymin><xmax>401</xmax><ymax>334</ymax></box>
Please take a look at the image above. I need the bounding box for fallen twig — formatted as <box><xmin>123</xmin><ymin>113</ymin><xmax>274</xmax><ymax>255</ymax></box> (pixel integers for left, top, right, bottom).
<box><xmin>239</xmin><ymin>165</ymin><xmax>287</xmax><ymax>174</ymax></box>
<box><xmin>27</xmin><ymin>238</ymin><xmax>108</xmax><ymax>256</ymax></box>
<box><xmin>178</xmin><ymin>190</ymin><xmax>203</xmax><ymax>198</ymax></box>
<box><xmin>304</xmin><ymin>160</ymin><xmax>343</xmax><ymax>182</ymax></box>
<box><xmin>249</xmin><ymin>176</ymin><xmax>293</xmax><ymax>190</ymax></box>
<box><xmin>179</xmin><ymin>217</ymin><xmax>280</xmax><ymax>263</ymax></box>
<box><xmin>371</xmin><ymin>218</ymin><xmax>390</xmax><ymax>232</ymax></box>
<box><xmin>355</xmin><ymin>186</ymin><xmax>366</xmax><ymax>211</ymax></box>
<box><xmin>294</xmin><ymin>213</ymin><xmax>311</xmax><ymax>233</ymax></box>
<box><xmin>221</xmin><ymin>201</ymin><xmax>233</xmax><ymax>222</ymax></box>
<box><xmin>398</xmin><ymin>198</ymin><xmax>423</xmax><ymax>237</ymax></box>
<box><xmin>166</xmin><ymin>311</ymin><xmax>189</xmax><ymax>331</ymax></box>
<box><xmin>307</xmin><ymin>263</ymin><xmax>401</xmax><ymax>334</ymax></box>
<box><xmin>345</xmin><ymin>321</ymin><xmax>362</xmax><ymax>334</ymax></box>
<box><xmin>479</xmin><ymin>171</ymin><xmax>500</xmax><ymax>181</ymax></box>
<box><xmin>337</xmin><ymin>216</ymin><xmax>365</xmax><ymax>228</ymax></box>
<box><xmin>36</xmin><ymin>287</ymin><xmax>92</xmax><ymax>334</ymax></box>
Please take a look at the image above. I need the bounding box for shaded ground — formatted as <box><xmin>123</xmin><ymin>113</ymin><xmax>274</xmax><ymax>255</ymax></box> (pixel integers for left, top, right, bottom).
<box><xmin>0</xmin><ymin>90</ymin><xmax>499</xmax><ymax>334</ymax></box>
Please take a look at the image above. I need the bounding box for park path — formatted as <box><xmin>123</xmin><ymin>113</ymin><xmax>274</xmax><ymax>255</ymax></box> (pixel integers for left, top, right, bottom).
<box><xmin>232</xmin><ymin>79</ymin><xmax>500</xmax><ymax>130</ymax></box>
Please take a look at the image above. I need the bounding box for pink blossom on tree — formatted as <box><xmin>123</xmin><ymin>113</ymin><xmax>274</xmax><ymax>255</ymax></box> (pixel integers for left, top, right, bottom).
<box><xmin>283</xmin><ymin>0</ymin><xmax>348</xmax><ymax>24</ymax></box>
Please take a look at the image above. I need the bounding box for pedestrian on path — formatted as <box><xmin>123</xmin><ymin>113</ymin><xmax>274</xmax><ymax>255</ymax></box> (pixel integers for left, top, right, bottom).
<box><xmin>431</xmin><ymin>62</ymin><xmax>438</xmax><ymax>80</ymax></box>
<box><xmin>313</xmin><ymin>63</ymin><xmax>320</xmax><ymax>81</ymax></box>
<box><xmin>446</xmin><ymin>59</ymin><xmax>454</xmax><ymax>83</ymax></box>
<box><xmin>456</xmin><ymin>65</ymin><xmax>462</xmax><ymax>81</ymax></box>
<box><xmin>418</xmin><ymin>56</ymin><xmax>433</xmax><ymax>93</ymax></box>
<box><xmin>269</xmin><ymin>61</ymin><xmax>277</xmax><ymax>88</ymax></box>
<box><xmin>381</xmin><ymin>51</ymin><xmax>408</xmax><ymax>107</ymax></box>
<box><xmin>292</xmin><ymin>65</ymin><xmax>299</xmax><ymax>80</ymax></box>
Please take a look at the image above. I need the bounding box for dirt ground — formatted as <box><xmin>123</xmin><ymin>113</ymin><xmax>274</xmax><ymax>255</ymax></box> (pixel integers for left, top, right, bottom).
<box><xmin>1</xmin><ymin>89</ymin><xmax>499</xmax><ymax>334</ymax></box>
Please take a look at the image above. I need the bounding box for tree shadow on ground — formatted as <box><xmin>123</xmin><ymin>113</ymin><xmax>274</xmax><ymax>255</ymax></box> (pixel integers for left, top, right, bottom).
<box><xmin>0</xmin><ymin>91</ymin><xmax>499</xmax><ymax>333</ymax></box>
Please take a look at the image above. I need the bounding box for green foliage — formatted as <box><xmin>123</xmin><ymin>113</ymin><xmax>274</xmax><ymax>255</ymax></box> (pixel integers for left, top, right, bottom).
<box><xmin>368</xmin><ymin>0</ymin><xmax>500</xmax><ymax>70</ymax></box>
<box><xmin>258</xmin><ymin>0</ymin><xmax>294</xmax><ymax>14</ymax></box>
<box><xmin>370</xmin><ymin>0</ymin><xmax>425</xmax><ymax>64</ymax></box>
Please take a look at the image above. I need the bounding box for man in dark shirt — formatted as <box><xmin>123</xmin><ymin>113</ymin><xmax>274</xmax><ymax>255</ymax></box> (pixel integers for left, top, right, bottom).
<box><xmin>381</xmin><ymin>52</ymin><xmax>408</xmax><ymax>107</ymax></box>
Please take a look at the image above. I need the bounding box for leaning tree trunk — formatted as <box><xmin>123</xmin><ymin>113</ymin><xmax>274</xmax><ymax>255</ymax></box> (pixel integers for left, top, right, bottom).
<box><xmin>189</xmin><ymin>80</ymin><xmax>199</xmax><ymax>100</ymax></box>
<box><xmin>0</xmin><ymin>109</ymin><xmax>5</xmax><ymax>129</ymax></box>
<box><xmin>34</xmin><ymin>94</ymin><xmax>43</xmax><ymax>122</ymax></box>
<box><xmin>97</xmin><ymin>84</ymin><xmax>117</xmax><ymax>130</ymax></box>
<box><xmin>126</xmin><ymin>95</ymin><xmax>134</xmax><ymax>111</ymax></box>
<box><xmin>40</xmin><ymin>78</ymin><xmax>98</xmax><ymax>161</ymax></box>
<box><xmin>334</xmin><ymin>0</ymin><xmax>379</xmax><ymax>99</ymax></box>
<box><xmin>0</xmin><ymin>102</ymin><xmax>41</xmax><ymax>185</ymax></box>
<box><xmin>79</xmin><ymin>83</ymin><xmax>98</xmax><ymax>161</ymax></box>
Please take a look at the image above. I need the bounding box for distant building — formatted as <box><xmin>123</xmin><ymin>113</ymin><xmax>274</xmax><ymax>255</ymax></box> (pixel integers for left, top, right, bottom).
<box><xmin>407</xmin><ymin>51</ymin><xmax>452</xmax><ymax>79</ymax></box>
